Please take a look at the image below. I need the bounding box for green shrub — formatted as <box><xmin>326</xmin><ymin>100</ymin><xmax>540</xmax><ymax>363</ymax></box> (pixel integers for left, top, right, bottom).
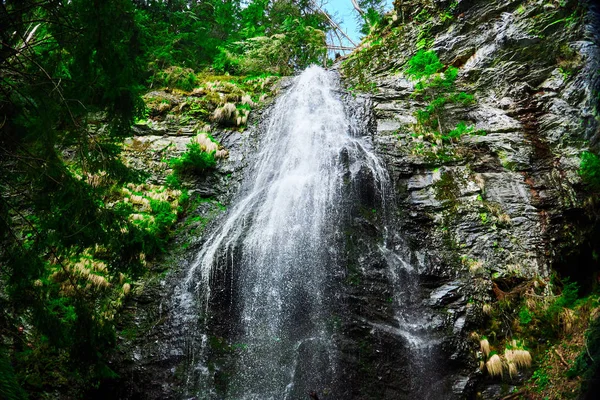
<box><xmin>554</xmin><ymin>279</ymin><xmax>579</xmax><ymax>309</ymax></box>
<box><xmin>567</xmin><ymin>312</ymin><xmax>600</xmax><ymax>384</ymax></box>
<box><xmin>579</xmin><ymin>151</ymin><xmax>600</xmax><ymax>188</ymax></box>
<box><xmin>532</xmin><ymin>367</ymin><xmax>550</xmax><ymax>391</ymax></box>
<box><xmin>169</xmin><ymin>142</ymin><xmax>216</xmax><ymax>174</ymax></box>
<box><xmin>519</xmin><ymin>306</ymin><xmax>533</xmax><ymax>325</ymax></box>
<box><xmin>165</xmin><ymin>173</ymin><xmax>182</xmax><ymax>189</ymax></box>
<box><xmin>150</xmin><ymin>199</ymin><xmax>177</xmax><ymax>234</ymax></box>
<box><xmin>450</xmin><ymin>91</ymin><xmax>475</xmax><ymax>104</ymax></box>
<box><xmin>213</xmin><ymin>47</ymin><xmax>241</xmax><ymax>74</ymax></box>
<box><xmin>442</xmin><ymin>122</ymin><xmax>485</xmax><ymax>142</ymax></box>
<box><xmin>406</xmin><ymin>50</ymin><xmax>444</xmax><ymax>80</ymax></box>
<box><xmin>157</xmin><ymin>66</ymin><xmax>197</xmax><ymax>91</ymax></box>
<box><xmin>406</xmin><ymin>50</ymin><xmax>481</xmax><ymax>149</ymax></box>
<box><xmin>538</xmin><ymin>279</ymin><xmax>580</xmax><ymax>337</ymax></box>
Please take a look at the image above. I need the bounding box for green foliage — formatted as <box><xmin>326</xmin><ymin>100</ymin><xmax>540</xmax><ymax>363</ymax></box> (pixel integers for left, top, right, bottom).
<box><xmin>166</xmin><ymin>173</ymin><xmax>182</xmax><ymax>189</ymax></box>
<box><xmin>444</xmin><ymin>122</ymin><xmax>485</xmax><ymax>142</ymax></box>
<box><xmin>567</xmin><ymin>311</ymin><xmax>600</xmax><ymax>386</ymax></box>
<box><xmin>157</xmin><ymin>67</ymin><xmax>197</xmax><ymax>91</ymax></box>
<box><xmin>579</xmin><ymin>151</ymin><xmax>600</xmax><ymax>189</ymax></box>
<box><xmin>440</xmin><ymin>1</ymin><xmax>459</xmax><ymax>22</ymax></box>
<box><xmin>0</xmin><ymin>0</ymin><xmax>330</xmax><ymax>397</ymax></box>
<box><xmin>137</xmin><ymin>0</ymin><xmax>240</xmax><ymax>75</ymax></box>
<box><xmin>553</xmin><ymin>279</ymin><xmax>579</xmax><ymax>309</ymax></box>
<box><xmin>360</xmin><ymin>8</ymin><xmax>383</xmax><ymax>36</ymax></box>
<box><xmin>519</xmin><ymin>306</ymin><xmax>534</xmax><ymax>325</ymax></box>
<box><xmin>214</xmin><ymin>17</ymin><xmax>326</xmax><ymax>75</ymax></box>
<box><xmin>406</xmin><ymin>50</ymin><xmax>444</xmax><ymax>80</ymax></box>
<box><xmin>405</xmin><ymin>50</ymin><xmax>480</xmax><ymax>155</ymax></box>
<box><xmin>213</xmin><ymin>48</ymin><xmax>241</xmax><ymax>75</ymax></box>
<box><xmin>532</xmin><ymin>367</ymin><xmax>550</xmax><ymax>391</ymax></box>
<box><xmin>414</xmin><ymin>8</ymin><xmax>432</xmax><ymax>23</ymax></box>
<box><xmin>170</xmin><ymin>143</ymin><xmax>217</xmax><ymax>175</ymax></box>
<box><xmin>0</xmin><ymin>351</ymin><xmax>28</xmax><ymax>400</ymax></box>
<box><xmin>0</xmin><ymin>1</ymin><xmax>188</xmax><ymax>395</ymax></box>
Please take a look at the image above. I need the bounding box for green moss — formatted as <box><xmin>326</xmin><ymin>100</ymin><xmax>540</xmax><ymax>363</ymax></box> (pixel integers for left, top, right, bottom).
<box><xmin>498</xmin><ymin>150</ymin><xmax>517</xmax><ymax>171</ymax></box>
<box><xmin>433</xmin><ymin>171</ymin><xmax>461</xmax><ymax>205</ymax></box>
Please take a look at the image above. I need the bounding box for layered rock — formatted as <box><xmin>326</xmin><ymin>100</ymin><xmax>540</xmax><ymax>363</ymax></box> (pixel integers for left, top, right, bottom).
<box><xmin>341</xmin><ymin>0</ymin><xmax>600</xmax><ymax>397</ymax></box>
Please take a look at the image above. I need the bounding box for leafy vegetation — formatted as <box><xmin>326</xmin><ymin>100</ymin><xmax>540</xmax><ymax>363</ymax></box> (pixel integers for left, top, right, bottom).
<box><xmin>405</xmin><ymin>50</ymin><xmax>444</xmax><ymax>79</ymax></box>
<box><xmin>474</xmin><ymin>275</ymin><xmax>600</xmax><ymax>399</ymax></box>
<box><xmin>579</xmin><ymin>151</ymin><xmax>600</xmax><ymax>189</ymax></box>
<box><xmin>214</xmin><ymin>17</ymin><xmax>326</xmax><ymax>76</ymax></box>
<box><xmin>0</xmin><ymin>0</ymin><xmax>149</xmax><ymax>393</ymax></box>
<box><xmin>169</xmin><ymin>133</ymin><xmax>221</xmax><ymax>176</ymax></box>
<box><xmin>401</xmin><ymin>50</ymin><xmax>483</xmax><ymax>160</ymax></box>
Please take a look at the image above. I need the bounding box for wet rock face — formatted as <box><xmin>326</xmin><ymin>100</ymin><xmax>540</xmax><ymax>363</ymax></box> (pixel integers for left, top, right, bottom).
<box><xmin>343</xmin><ymin>0</ymin><xmax>600</xmax><ymax>397</ymax></box>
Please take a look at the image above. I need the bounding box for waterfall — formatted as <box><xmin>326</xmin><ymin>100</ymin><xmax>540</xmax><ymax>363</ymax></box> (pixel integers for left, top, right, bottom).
<box><xmin>173</xmin><ymin>66</ymin><xmax>434</xmax><ymax>399</ymax></box>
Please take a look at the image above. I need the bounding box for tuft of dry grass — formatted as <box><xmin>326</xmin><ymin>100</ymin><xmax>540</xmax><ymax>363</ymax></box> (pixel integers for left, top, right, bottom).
<box><xmin>241</xmin><ymin>94</ymin><xmax>255</xmax><ymax>107</ymax></box>
<box><xmin>560</xmin><ymin>308</ymin><xmax>575</xmax><ymax>335</ymax></box>
<box><xmin>480</xmin><ymin>338</ymin><xmax>491</xmax><ymax>357</ymax></box>
<box><xmin>88</xmin><ymin>274</ymin><xmax>109</xmax><ymax>288</ymax></box>
<box><xmin>505</xmin><ymin>345</ymin><xmax>532</xmax><ymax>369</ymax></box>
<box><xmin>507</xmin><ymin>361</ymin><xmax>518</xmax><ymax>378</ymax></box>
<box><xmin>486</xmin><ymin>354</ymin><xmax>503</xmax><ymax>377</ymax></box>
<box><xmin>86</xmin><ymin>170</ymin><xmax>108</xmax><ymax>188</ymax></box>
<box><xmin>482</xmin><ymin>303</ymin><xmax>492</xmax><ymax>315</ymax></box>
<box><xmin>212</xmin><ymin>102</ymin><xmax>237</xmax><ymax>123</ymax></box>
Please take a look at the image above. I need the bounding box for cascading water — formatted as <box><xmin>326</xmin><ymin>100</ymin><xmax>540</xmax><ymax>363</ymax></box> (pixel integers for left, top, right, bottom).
<box><xmin>173</xmin><ymin>66</ymin><xmax>439</xmax><ymax>399</ymax></box>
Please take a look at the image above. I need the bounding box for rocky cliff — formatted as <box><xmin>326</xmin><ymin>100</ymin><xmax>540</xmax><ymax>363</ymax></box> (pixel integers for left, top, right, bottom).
<box><xmin>340</xmin><ymin>0</ymin><xmax>600</xmax><ymax>398</ymax></box>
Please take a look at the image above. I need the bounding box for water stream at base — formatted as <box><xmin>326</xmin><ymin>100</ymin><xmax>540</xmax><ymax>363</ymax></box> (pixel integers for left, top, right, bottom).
<box><xmin>173</xmin><ymin>66</ymin><xmax>438</xmax><ymax>399</ymax></box>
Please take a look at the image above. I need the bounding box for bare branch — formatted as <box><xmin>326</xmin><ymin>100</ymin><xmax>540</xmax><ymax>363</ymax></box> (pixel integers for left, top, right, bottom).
<box><xmin>350</xmin><ymin>0</ymin><xmax>365</xmax><ymax>16</ymax></box>
<box><xmin>310</xmin><ymin>1</ymin><xmax>357</xmax><ymax>47</ymax></box>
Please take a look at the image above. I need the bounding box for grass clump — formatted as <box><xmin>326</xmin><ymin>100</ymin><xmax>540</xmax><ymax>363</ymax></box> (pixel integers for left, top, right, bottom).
<box><xmin>486</xmin><ymin>354</ymin><xmax>504</xmax><ymax>377</ymax></box>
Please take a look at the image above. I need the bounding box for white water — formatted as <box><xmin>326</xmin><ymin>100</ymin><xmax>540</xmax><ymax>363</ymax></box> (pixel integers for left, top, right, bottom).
<box><xmin>176</xmin><ymin>66</ymin><xmax>390</xmax><ymax>399</ymax></box>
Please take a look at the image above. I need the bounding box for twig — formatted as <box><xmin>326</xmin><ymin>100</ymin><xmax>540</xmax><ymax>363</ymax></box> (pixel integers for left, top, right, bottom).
<box><xmin>350</xmin><ymin>0</ymin><xmax>365</xmax><ymax>16</ymax></box>
<box><xmin>310</xmin><ymin>1</ymin><xmax>358</xmax><ymax>47</ymax></box>
<box><xmin>586</xmin><ymin>337</ymin><xmax>594</xmax><ymax>362</ymax></box>
<box><xmin>500</xmin><ymin>392</ymin><xmax>522</xmax><ymax>400</ymax></box>
<box><xmin>554</xmin><ymin>348</ymin><xmax>569</xmax><ymax>367</ymax></box>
